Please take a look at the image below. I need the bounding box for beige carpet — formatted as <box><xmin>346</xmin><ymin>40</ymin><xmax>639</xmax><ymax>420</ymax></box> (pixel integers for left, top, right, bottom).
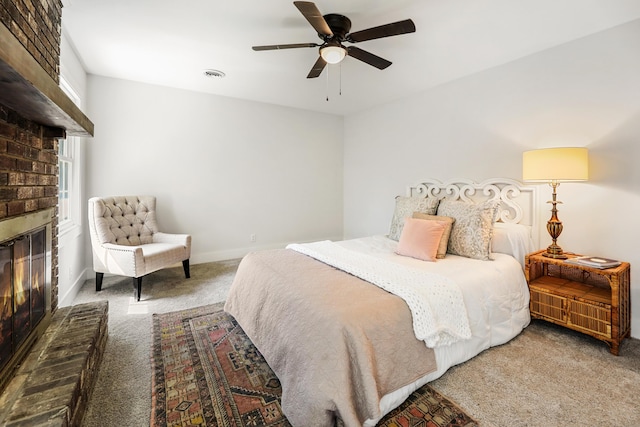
<box><xmin>72</xmin><ymin>259</ymin><xmax>640</xmax><ymax>426</ymax></box>
<box><xmin>430</xmin><ymin>320</ymin><xmax>640</xmax><ymax>426</ymax></box>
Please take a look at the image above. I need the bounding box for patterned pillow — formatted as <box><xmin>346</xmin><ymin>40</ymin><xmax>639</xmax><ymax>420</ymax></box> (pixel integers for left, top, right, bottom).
<box><xmin>388</xmin><ymin>196</ymin><xmax>440</xmax><ymax>241</ymax></box>
<box><xmin>436</xmin><ymin>199</ymin><xmax>499</xmax><ymax>260</ymax></box>
<box><xmin>411</xmin><ymin>213</ymin><xmax>455</xmax><ymax>259</ymax></box>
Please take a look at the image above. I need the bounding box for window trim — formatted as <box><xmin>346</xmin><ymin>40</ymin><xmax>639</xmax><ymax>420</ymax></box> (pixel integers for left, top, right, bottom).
<box><xmin>58</xmin><ymin>76</ymin><xmax>82</xmax><ymax>240</ymax></box>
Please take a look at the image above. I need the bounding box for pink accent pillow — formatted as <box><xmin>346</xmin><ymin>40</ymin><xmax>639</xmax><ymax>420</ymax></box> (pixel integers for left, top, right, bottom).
<box><xmin>411</xmin><ymin>213</ymin><xmax>455</xmax><ymax>259</ymax></box>
<box><xmin>396</xmin><ymin>217</ymin><xmax>447</xmax><ymax>262</ymax></box>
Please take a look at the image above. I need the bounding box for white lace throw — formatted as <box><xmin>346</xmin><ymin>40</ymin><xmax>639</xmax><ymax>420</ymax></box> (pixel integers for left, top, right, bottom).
<box><xmin>286</xmin><ymin>241</ymin><xmax>472</xmax><ymax>347</ymax></box>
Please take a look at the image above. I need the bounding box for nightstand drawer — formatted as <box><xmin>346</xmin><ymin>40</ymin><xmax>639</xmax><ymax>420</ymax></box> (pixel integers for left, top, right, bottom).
<box><xmin>567</xmin><ymin>299</ymin><xmax>611</xmax><ymax>336</ymax></box>
<box><xmin>530</xmin><ymin>287</ymin><xmax>566</xmax><ymax>322</ymax></box>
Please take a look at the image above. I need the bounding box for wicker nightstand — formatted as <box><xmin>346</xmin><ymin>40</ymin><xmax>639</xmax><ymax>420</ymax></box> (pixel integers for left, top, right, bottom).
<box><xmin>524</xmin><ymin>250</ymin><xmax>631</xmax><ymax>355</ymax></box>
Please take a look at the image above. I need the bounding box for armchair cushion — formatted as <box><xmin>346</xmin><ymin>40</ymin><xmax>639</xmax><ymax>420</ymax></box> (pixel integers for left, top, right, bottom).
<box><xmin>139</xmin><ymin>243</ymin><xmax>190</xmax><ymax>277</ymax></box>
<box><xmin>153</xmin><ymin>232</ymin><xmax>191</xmax><ymax>249</ymax></box>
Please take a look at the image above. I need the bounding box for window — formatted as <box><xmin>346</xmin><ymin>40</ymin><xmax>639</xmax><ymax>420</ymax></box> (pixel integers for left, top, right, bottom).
<box><xmin>58</xmin><ymin>77</ymin><xmax>81</xmax><ymax>235</ymax></box>
<box><xmin>58</xmin><ymin>137</ymin><xmax>74</xmax><ymax>225</ymax></box>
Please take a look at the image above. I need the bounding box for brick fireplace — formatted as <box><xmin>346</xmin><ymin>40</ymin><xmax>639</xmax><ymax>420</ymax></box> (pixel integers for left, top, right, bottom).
<box><xmin>0</xmin><ymin>1</ymin><xmax>113</xmax><ymax>424</ymax></box>
<box><xmin>0</xmin><ymin>0</ymin><xmax>66</xmax><ymax>392</ymax></box>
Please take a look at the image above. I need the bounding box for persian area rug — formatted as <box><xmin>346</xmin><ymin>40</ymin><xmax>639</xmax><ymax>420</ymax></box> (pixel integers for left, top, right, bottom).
<box><xmin>150</xmin><ymin>304</ymin><xmax>477</xmax><ymax>427</ymax></box>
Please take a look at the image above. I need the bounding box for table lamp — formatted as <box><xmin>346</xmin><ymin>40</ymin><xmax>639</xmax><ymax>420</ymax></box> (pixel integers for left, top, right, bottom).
<box><xmin>522</xmin><ymin>147</ymin><xmax>589</xmax><ymax>259</ymax></box>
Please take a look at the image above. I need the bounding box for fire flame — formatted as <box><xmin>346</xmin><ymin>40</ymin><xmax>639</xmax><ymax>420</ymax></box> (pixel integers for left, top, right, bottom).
<box><xmin>1</xmin><ymin>291</ymin><xmax>10</xmax><ymax>317</ymax></box>
<box><xmin>1</xmin><ymin>257</ymin><xmax>11</xmax><ymax>318</ymax></box>
<box><xmin>10</xmin><ymin>236</ymin><xmax>33</xmax><ymax>309</ymax></box>
<box><xmin>32</xmin><ymin>268</ymin><xmax>41</xmax><ymax>292</ymax></box>
<box><xmin>13</xmin><ymin>260</ymin><xmax>27</xmax><ymax>306</ymax></box>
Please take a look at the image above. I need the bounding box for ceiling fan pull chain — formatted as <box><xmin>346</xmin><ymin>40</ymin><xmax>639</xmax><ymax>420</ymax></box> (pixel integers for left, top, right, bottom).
<box><xmin>326</xmin><ymin>65</ymin><xmax>330</xmax><ymax>101</ymax></box>
<box><xmin>339</xmin><ymin>62</ymin><xmax>342</xmax><ymax>96</ymax></box>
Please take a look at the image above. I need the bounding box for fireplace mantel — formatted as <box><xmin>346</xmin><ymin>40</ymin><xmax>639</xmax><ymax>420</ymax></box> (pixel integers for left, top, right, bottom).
<box><xmin>0</xmin><ymin>22</ymin><xmax>94</xmax><ymax>137</ymax></box>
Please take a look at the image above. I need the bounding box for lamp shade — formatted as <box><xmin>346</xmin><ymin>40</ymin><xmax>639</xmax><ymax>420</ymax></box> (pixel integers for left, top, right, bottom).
<box><xmin>320</xmin><ymin>45</ymin><xmax>347</xmax><ymax>64</ymax></box>
<box><xmin>522</xmin><ymin>147</ymin><xmax>589</xmax><ymax>182</ymax></box>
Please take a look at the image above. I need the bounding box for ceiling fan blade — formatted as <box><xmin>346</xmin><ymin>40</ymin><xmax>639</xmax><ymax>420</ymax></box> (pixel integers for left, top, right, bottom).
<box><xmin>293</xmin><ymin>1</ymin><xmax>333</xmax><ymax>37</ymax></box>
<box><xmin>252</xmin><ymin>43</ymin><xmax>318</xmax><ymax>51</ymax></box>
<box><xmin>347</xmin><ymin>46</ymin><xmax>392</xmax><ymax>70</ymax></box>
<box><xmin>347</xmin><ymin>19</ymin><xmax>416</xmax><ymax>43</ymax></box>
<box><xmin>306</xmin><ymin>56</ymin><xmax>327</xmax><ymax>78</ymax></box>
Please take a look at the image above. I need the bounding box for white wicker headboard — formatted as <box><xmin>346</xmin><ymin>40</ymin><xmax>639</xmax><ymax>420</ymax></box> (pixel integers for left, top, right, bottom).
<box><xmin>406</xmin><ymin>178</ymin><xmax>538</xmax><ymax>245</ymax></box>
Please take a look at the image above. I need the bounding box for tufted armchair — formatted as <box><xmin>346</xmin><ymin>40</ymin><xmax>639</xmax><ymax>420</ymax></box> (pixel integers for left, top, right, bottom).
<box><xmin>88</xmin><ymin>195</ymin><xmax>191</xmax><ymax>301</ymax></box>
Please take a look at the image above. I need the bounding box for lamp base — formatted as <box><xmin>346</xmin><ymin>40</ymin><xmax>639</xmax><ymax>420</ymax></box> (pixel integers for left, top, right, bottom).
<box><xmin>542</xmin><ymin>181</ymin><xmax>568</xmax><ymax>260</ymax></box>
<box><xmin>542</xmin><ymin>243</ymin><xmax>568</xmax><ymax>260</ymax></box>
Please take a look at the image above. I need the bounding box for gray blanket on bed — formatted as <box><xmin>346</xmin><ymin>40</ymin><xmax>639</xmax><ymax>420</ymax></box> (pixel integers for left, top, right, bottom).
<box><xmin>224</xmin><ymin>249</ymin><xmax>437</xmax><ymax>427</ymax></box>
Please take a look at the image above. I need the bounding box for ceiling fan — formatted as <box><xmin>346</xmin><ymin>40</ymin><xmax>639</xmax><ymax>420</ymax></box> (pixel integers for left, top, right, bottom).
<box><xmin>252</xmin><ymin>1</ymin><xmax>416</xmax><ymax>78</ymax></box>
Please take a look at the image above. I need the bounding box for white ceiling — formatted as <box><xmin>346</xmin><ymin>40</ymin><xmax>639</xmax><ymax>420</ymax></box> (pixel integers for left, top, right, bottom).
<box><xmin>61</xmin><ymin>0</ymin><xmax>640</xmax><ymax>116</ymax></box>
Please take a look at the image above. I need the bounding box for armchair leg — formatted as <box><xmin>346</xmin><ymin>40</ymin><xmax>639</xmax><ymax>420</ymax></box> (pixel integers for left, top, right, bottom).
<box><xmin>182</xmin><ymin>259</ymin><xmax>190</xmax><ymax>279</ymax></box>
<box><xmin>133</xmin><ymin>277</ymin><xmax>143</xmax><ymax>301</ymax></box>
<box><xmin>96</xmin><ymin>272</ymin><xmax>104</xmax><ymax>292</ymax></box>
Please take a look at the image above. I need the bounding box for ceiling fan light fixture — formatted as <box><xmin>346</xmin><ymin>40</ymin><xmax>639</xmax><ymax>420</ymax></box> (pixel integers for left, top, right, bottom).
<box><xmin>320</xmin><ymin>45</ymin><xmax>346</xmax><ymax>64</ymax></box>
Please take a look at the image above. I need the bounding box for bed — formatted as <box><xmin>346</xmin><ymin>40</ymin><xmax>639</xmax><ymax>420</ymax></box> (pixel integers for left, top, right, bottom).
<box><xmin>224</xmin><ymin>178</ymin><xmax>538</xmax><ymax>427</ymax></box>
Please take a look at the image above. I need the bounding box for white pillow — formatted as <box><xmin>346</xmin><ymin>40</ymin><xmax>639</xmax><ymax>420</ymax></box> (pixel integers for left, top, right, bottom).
<box><xmin>491</xmin><ymin>222</ymin><xmax>535</xmax><ymax>267</ymax></box>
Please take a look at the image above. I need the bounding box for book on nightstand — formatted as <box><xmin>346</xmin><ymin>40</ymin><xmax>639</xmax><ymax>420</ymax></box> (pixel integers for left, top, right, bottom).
<box><xmin>564</xmin><ymin>256</ymin><xmax>622</xmax><ymax>269</ymax></box>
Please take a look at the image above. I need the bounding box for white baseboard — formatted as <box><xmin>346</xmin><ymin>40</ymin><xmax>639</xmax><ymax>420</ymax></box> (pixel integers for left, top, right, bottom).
<box><xmin>190</xmin><ymin>235</ymin><xmax>343</xmax><ymax>265</ymax></box>
<box><xmin>59</xmin><ymin>267</ymin><xmax>91</xmax><ymax>307</ymax></box>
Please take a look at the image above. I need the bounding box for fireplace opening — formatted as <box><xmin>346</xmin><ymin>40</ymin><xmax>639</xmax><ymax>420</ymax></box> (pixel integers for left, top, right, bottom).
<box><xmin>0</xmin><ymin>209</ymin><xmax>52</xmax><ymax>392</ymax></box>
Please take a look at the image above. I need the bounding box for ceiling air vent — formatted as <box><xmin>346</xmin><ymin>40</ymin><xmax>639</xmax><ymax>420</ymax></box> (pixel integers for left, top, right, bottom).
<box><xmin>203</xmin><ymin>69</ymin><xmax>226</xmax><ymax>78</ymax></box>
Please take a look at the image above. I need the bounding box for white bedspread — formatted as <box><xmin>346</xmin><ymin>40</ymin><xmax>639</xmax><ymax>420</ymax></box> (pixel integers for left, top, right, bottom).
<box><xmin>330</xmin><ymin>235</ymin><xmax>531</xmax><ymax>426</ymax></box>
<box><xmin>287</xmin><ymin>240</ymin><xmax>471</xmax><ymax>347</ymax></box>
